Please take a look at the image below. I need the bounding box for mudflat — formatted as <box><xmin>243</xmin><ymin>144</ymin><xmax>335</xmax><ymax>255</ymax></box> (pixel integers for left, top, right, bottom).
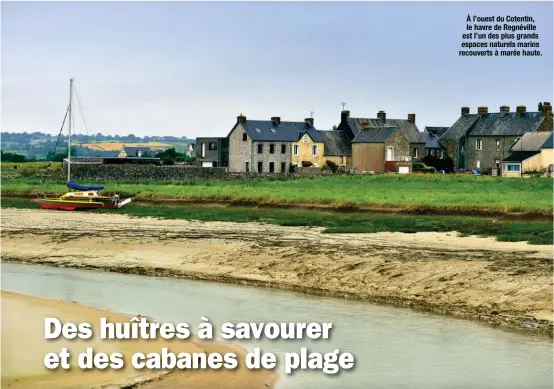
<box><xmin>0</xmin><ymin>290</ymin><xmax>277</xmax><ymax>389</ymax></box>
<box><xmin>1</xmin><ymin>208</ymin><xmax>552</xmax><ymax>334</ymax></box>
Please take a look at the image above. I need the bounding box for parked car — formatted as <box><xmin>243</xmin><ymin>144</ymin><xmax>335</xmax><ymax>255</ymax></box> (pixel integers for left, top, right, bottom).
<box><xmin>472</xmin><ymin>169</ymin><xmax>481</xmax><ymax>176</ymax></box>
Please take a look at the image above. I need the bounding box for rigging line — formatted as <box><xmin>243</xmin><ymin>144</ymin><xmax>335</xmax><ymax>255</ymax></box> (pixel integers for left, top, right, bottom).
<box><xmin>72</xmin><ymin>82</ymin><xmax>91</xmax><ymax>141</ymax></box>
<box><xmin>41</xmin><ymin>104</ymin><xmax>70</xmax><ymax>186</ymax></box>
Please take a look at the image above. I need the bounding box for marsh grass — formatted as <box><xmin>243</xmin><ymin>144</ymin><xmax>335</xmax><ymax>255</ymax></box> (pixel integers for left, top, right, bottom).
<box><xmin>2</xmin><ymin>198</ymin><xmax>551</xmax><ymax>245</ymax></box>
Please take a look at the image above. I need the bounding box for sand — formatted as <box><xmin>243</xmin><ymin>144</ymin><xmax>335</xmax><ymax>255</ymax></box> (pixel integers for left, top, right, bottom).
<box><xmin>0</xmin><ymin>290</ymin><xmax>278</xmax><ymax>389</ymax></box>
<box><xmin>1</xmin><ymin>208</ymin><xmax>553</xmax><ymax>335</ymax></box>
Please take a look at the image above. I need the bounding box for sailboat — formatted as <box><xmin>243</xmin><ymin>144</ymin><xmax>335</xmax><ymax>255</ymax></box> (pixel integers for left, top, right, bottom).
<box><xmin>31</xmin><ymin>78</ymin><xmax>132</xmax><ymax>211</ymax></box>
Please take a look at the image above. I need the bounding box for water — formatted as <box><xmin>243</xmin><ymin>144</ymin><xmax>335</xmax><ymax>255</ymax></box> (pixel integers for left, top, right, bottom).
<box><xmin>2</xmin><ymin>262</ymin><xmax>552</xmax><ymax>389</ymax></box>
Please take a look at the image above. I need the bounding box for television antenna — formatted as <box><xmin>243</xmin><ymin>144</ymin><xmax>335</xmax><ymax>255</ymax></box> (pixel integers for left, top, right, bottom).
<box><xmin>341</xmin><ymin>102</ymin><xmax>347</xmax><ymax>110</ymax></box>
<box><xmin>310</xmin><ymin>111</ymin><xmax>314</xmax><ymax>118</ymax></box>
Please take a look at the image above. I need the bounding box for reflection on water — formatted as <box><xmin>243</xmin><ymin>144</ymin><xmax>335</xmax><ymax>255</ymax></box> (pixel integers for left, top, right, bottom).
<box><xmin>2</xmin><ymin>263</ymin><xmax>552</xmax><ymax>389</ymax></box>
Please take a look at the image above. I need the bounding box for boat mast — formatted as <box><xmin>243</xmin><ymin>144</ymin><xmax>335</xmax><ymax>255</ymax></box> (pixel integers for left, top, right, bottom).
<box><xmin>67</xmin><ymin>78</ymin><xmax>73</xmax><ymax>183</ymax></box>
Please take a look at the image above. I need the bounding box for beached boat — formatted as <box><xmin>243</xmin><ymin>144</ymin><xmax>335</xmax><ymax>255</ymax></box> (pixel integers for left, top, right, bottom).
<box><xmin>31</xmin><ymin>78</ymin><xmax>132</xmax><ymax>211</ymax></box>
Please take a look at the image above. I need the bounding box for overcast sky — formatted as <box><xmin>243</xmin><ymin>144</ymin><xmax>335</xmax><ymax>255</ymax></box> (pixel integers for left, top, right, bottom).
<box><xmin>2</xmin><ymin>1</ymin><xmax>552</xmax><ymax>138</ymax></box>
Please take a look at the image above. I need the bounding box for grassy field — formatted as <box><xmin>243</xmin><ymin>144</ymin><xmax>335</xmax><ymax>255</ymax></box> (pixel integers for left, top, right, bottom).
<box><xmin>1</xmin><ymin>173</ymin><xmax>552</xmax><ymax>214</ymax></box>
<box><xmin>2</xmin><ymin>197</ymin><xmax>552</xmax><ymax>244</ymax></box>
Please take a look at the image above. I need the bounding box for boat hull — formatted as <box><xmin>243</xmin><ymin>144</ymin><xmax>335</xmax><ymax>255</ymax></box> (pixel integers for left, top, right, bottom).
<box><xmin>31</xmin><ymin>198</ymin><xmax>131</xmax><ymax>211</ymax></box>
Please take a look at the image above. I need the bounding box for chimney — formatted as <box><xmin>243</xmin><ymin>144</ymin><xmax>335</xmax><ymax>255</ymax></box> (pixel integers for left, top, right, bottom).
<box><xmin>407</xmin><ymin>113</ymin><xmax>416</xmax><ymax>124</ymax></box>
<box><xmin>500</xmin><ymin>105</ymin><xmax>510</xmax><ymax>113</ymax></box>
<box><xmin>377</xmin><ymin>110</ymin><xmax>386</xmax><ymax>123</ymax></box>
<box><xmin>477</xmin><ymin>106</ymin><xmax>488</xmax><ymax>116</ymax></box>
<box><xmin>305</xmin><ymin>118</ymin><xmax>314</xmax><ymax>127</ymax></box>
<box><xmin>237</xmin><ymin>114</ymin><xmax>246</xmax><ymax>124</ymax></box>
<box><xmin>461</xmin><ymin>107</ymin><xmax>470</xmax><ymax>116</ymax></box>
<box><xmin>271</xmin><ymin>116</ymin><xmax>281</xmax><ymax>125</ymax></box>
<box><xmin>541</xmin><ymin>102</ymin><xmax>552</xmax><ymax>117</ymax></box>
<box><xmin>341</xmin><ymin>110</ymin><xmax>350</xmax><ymax>123</ymax></box>
<box><xmin>516</xmin><ymin>105</ymin><xmax>526</xmax><ymax>116</ymax></box>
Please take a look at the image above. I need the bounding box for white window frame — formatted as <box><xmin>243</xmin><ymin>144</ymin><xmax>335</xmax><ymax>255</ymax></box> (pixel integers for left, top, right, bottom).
<box><xmin>312</xmin><ymin>145</ymin><xmax>317</xmax><ymax>156</ymax></box>
<box><xmin>476</xmin><ymin>160</ymin><xmax>481</xmax><ymax>168</ymax></box>
<box><xmin>476</xmin><ymin>139</ymin><xmax>483</xmax><ymax>151</ymax></box>
<box><xmin>496</xmin><ymin>140</ymin><xmax>500</xmax><ymax>151</ymax></box>
<box><xmin>507</xmin><ymin>164</ymin><xmax>520</xmax><ymax>172</ymax></box>
<box><xmin>293</xmin><ymin>144</ymin><xmax>299</xmax><ymax>156</ymax></box>
<box><xmin>413</xmin><ymin>148</ymin><xmax>418</xmax><ymax>159</ymax></box>
<box><xmin>201</xmin><ymin>143</ymin><xmax>206</xmax><ymax>158</ymax></box>
<box><xmin>386</xmin><ymin>146</ymin><xmax>394</xmax><ymax>161</ymax></box>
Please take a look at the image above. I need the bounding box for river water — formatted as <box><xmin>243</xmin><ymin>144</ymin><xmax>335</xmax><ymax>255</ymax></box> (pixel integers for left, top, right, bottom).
<box><xmin>2</xmin><ymin>262</ymin><xmax>552</xmax><ymax>389</ymax></box>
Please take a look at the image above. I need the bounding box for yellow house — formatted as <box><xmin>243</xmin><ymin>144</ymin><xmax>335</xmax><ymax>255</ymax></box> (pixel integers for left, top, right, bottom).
<box><xmin>316</xmin><ymin>129</ymin><xmax>352</xmax><ymax>167</ymax></box>
<box><xmin>502</xmin><ymin>132</ymin><xmax>553</xmax><ymax>177</ymax></box>
<box><xmin>291</xmin><ymin>131</ymin><xmax>325</xmax><ymax>167</ymax></box>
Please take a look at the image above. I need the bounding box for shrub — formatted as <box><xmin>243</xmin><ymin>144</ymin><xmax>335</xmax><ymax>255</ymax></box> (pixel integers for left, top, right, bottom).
<box><xmin>324</xmin><ymin>160</ymin><xmax>339</xmax><ymax>173</ymax></box>
<box><xmin>301</xmin><ymin>161</ymin><xmax>313</xmax><ymax>167</ymax></box>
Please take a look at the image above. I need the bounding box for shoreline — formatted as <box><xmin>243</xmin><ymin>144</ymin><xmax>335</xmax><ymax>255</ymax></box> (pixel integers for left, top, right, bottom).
<box><xmin>0</xmin><ymin>290</ymin><xmax>278</xmax><ymax>389</ymax></box>
<box><xmin>2</xmin><ymin>208</ymin><xmax>553</xmax><ymax>337</ymax></box>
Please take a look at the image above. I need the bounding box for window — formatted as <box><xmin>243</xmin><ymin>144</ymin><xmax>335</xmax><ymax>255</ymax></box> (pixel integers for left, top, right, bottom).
<box><xmin>293</xmin><ymin>144</ymin><xmax>299</xmax><ymax>156</ymax></box>
<box><xmin>257</xmin><ymin>161</ymin><xmax>263</xmax><ymax>172</ymax></box>
<box><xmin>201</xmin><ymin>143</ymin><xmax>206</xmax><ymax>158</ymax></box>
<box><xmin>255</xmin><ymin>128</ymin><xmax>261</xmax><ymax>133</ymax></box>
<box><xmin>257</xmin><ymin>144</ymin><xmax>263</xmax><ymax>154</ymax></box>
<box><xmin>476</xmin><ymin>139</ymin><xmax>483</xmax><ymax>150</ymax></box>
<box><xmin>269</xmin><ymin>144</ymin><xmax>275</xmax><ymax>154</ymax></box>
<box><xmin>440</xmin><ymin>150</ymin><xmax>444</xmax><ymax>158</ymax></box>
<box><xmin>281</xmin><ymin>162</ymin><xmax>286</xmax><ymax>173</ymax></box>
<box><xmin>426</xmin><ymin>149</ymin><xmax>430</xmax><ymax>156</ymax></box>
<box><xmin>476</xmin><ymin>160</ymin><xmax>481</xmax><ymax>168</ymax></box>
<box><xmin>507</xmin><ymin>164</ymin><xmax>521</xmax><ymax>172</ymax></box>
<box><xmin>269</xmin><ymin>162</ymin><xmax>275</xmax><ymax>173</ymax></box>
<box><xmin>386</xmin><ymin>146</ymin><xmax>394</xmax><ymax>161</ymax></box>
<box><xmin>413</xmin><ymin>148</ymin><xmax>418</xmax><ymax>159</ymax></box>
<box><xmin>270</xmin><ymin>128</ymin><xmax>276</xmax><ymax>133</ymax></box>
<box><xmin>496</xmin><ymin>140</ymin><xmax>500</xmax><ymax>151</ymax></box>
<box><xmin>209</xmin><ymin>142</ymin><xmax>217</xmax><ymax>151</ymax></box>
<box><xmin>431</xmin><ymin>149</ymin><xmax>436</xmax><ymax>156</ymax></box>
<box><xmin>245</xmin><ymin>161</ymin><xmax>250</xmax><ymax>172</ymax></box>
<box><xmin>281</xmin><ymin>144</ymin><xmax>286</xmax><ymax>154</ymax></box>
<box><xmin>312</xmin><ymin>145</ymin><xmax>317</xmax><ymax>156</ymax></box>
<box><xmin>242</xmin><ymin>133</ymin><xmax>248</xmax><ymax>141</ymax></box>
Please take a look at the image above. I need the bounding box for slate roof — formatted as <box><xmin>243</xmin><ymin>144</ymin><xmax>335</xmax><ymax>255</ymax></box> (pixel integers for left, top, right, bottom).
<box><xmin>439</xmin><ymin>114</ymin><xmax>480</xmax><ymax>141</ymax></box>
<box><xmin>122</xmin><ymin>146</ymin><xmax>153</xmax><ymax>156</ymax></box>
<box><xmin>502</xmin><ymin>151</ymin><xmax>541</xmax><ymax>162</ymax></box>
<box><xmin>424</xmin><ymin>127</ymin><xmax>449</xmax><ymax>137</ymax></box>
<box><xmin>542</xmin><ymin>133</ymin><xmax>554</xmax><ymax>148</ymax></box>
<box><xmin>235</xmin><ymin>120</ymin><xmax>323</xmax><ymax>142</ymax></box>
<box><xmin>469</xmin><ymin>112</ymin><xmax>545</xmax><ymax>136</ymax></box>
<box><xmin>421</xmin><ymin>132</ymin><xmax>444</xmax><ymax>149</ymax></box>
<box><xmin>509</xmin><ymin>131</ymin><xmax>553</xmax><ymax>152</ymax></box>
<box><xmin>347</xmin><ymin>118</ymin><xmax>424</xmax><ymax>144</ymax></box>
<box><xmin>316</xmin><ymin>130</ymin><xmax>352</xmax><ymax>156</ymax></box>
<box><xmin>351</xmin><ymin>126</ymin><xmax>398</xmax><ymax>143</ymax></box>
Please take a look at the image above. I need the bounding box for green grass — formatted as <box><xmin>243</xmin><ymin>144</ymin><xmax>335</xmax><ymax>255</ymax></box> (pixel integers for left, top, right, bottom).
<box><xmin>2</xmin><ymin>197</ymin><xmax>552</xmax><ymax>245</ymax></box>
<box><xmin>1</xmin><ymin>174</ymin><xmax>552</xmax><ymax>214</ymax></box>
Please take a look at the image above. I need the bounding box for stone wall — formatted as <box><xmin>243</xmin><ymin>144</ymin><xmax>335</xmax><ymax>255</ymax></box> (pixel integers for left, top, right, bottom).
<box><xmin>228</xmin><ymin>123</ymin><xmax>253</xmax><ymax>172</ymax></box>
<box><xmin>466</xmin><ymin>136</ymin><xmax>518</xmax><ymax>170</ymax></box>
<box><xmin>252</xmin><ymin>141</ymin><xmax>291</xmax><ymax>173</ymax></box>
<box><xmin>385</xmin><ymin>131</ymin><xmax>410</xmax><ymax>158</ymax></box>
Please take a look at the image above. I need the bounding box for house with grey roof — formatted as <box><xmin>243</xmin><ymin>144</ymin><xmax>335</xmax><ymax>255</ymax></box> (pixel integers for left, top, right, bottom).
<box><xmin>440</xmin><ymin>102</ymin><xmax>553</xmax><ymax>172</ymax></box>
<box><xmin>195</xmin><ymin>137</ymin><xmax>228</xmax><ymax>168</ymax></box>
<box><xmin>227</xmin><ymin>115</ymin><xmax>325</xmax><ymax>173</ymax></box>
<box><xmin>316</xmin><ymin>129</ymin><xmax>352</xmax><ymax>167</ymax></box>
<box><xmin>502</xmin><ymin>131</ymin><xmax>553</xmax><ymax>177</ymax></box>
<box><xmin>336</xmin><ymin>110</ymin><xmax>426</xmax><ymax>161</ymax></box>
<box><xmin>351</xmin><ymin>126</ymin><xmax>412</xmax><ymax>174</ymax></box>
<box><xmin>421</xmin><ymin>131</ymin><xmax>446</xmax><ymax>158</ymax></box>
<box><xmin>118</xmin><ymin>146</ymin><xmax>154</xmax><ymax>158</ymax></box>
<box><xmin>424</xmin><ymin>127</ymin><xmax>449</xmax><ymax>138</ymax></box>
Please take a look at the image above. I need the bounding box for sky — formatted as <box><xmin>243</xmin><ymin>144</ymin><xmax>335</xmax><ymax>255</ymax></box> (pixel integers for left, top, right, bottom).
<box><xmin>2</xmin><ymin>1</ymin><xmax>553</xmax><ymax>139</ymax></box>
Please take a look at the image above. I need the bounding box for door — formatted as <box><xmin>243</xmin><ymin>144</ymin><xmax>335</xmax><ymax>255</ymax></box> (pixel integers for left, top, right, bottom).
<box><xmin>386</xmin><ymin>147</ymin><xmax>394</xmax><ymax>161</ymax></box>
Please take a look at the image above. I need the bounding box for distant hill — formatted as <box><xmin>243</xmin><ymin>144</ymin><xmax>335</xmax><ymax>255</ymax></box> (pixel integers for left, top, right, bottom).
<box><xmin>0</xmin><ymin>132</ymin><xmax>194</xmax><ymax>159</ymax></box>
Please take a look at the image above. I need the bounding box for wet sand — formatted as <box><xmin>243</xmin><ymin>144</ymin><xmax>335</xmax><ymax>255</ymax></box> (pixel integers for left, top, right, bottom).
<box><xmin>1</xmin><ymin>208</ymin><xmax>553</xmax><ymax>335</ymax></box>
<box><xmin>1</xmin><ymin>290</ymin><xmax>278</xmax><ymax>389</ymax></box>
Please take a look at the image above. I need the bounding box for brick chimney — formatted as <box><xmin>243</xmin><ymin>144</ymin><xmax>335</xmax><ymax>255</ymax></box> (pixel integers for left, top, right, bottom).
<box><xmin>461</xmin><ymin>107</ymin><xmax>470</xmax><ymax>116</ymax></box>
<box><xmin>541</xmin><ymin>102</ymin><xmax>552</xmax><ymax>117</ymax></box>
<box><xmin>377</xmin><ymin>110</ymin><xmax>386</xmax><ymax>123</ymax></box>
<box><xmin>271</xmin><ymin>116</ymin><xmax>281</xmax><ymax>125</ymax></box>
<box><xmin>304</xmin><ymin>118</ymin><xmax>314</xmax><ymax>127</ymax></box>
<box><xmin>500</xmin><ymin>105</ymin><xmax>510</xmax><ymax>113</ymax></box>
<box><xmin>407</xmin><ymin>113</ymin><xmax>416</xmax><ymax>124</ymax></box>
<box><xmin>237</xmin><ymin>114</ymin><xmax>246</xmax><ymax>124</ymax></box>
<box><xmin>341</xmin><ymin>110</ymin><xmax>350</xmax><ymax>123</ymax></box>
<box><xmin>516</xmin><ymin>105</ymin><xmax>526</xmax><ymax>116</ymax></box>
<box><xmin>477</xmin><ymin>106</ymin><xmax>488</xmax><ymax>116</ymax></box>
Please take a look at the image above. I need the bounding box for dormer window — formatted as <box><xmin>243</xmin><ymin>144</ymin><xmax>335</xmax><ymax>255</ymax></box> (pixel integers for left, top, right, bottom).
<box><xmin>255</xmin><ymin>128</ymin><xmax>261</xmax><ymax>133</ymax></box>
<box><xmin>270</xmin><ymin>128</ymin><xmax>276</xmax><ymax>133</ymax></box>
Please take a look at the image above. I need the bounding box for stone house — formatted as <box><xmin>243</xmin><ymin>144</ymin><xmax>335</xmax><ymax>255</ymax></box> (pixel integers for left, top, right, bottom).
<box><xmin>195</xmin><ymin>137</ymin><xmax>229</xmax><ymax>168</ymax></box>
<box><xmin>439</xmin><ymin>103</ymin><xmax>553</xmax><ymax>171</ymax></box>
<box><xmin>118</xmin><ymin>146</ymin><xmax>154</xmax><ymax>158</ymax></box>
<box><xmin>336</xmin><ymin>110</ymin><xmax>426</xmax><ymax>161</ymax></box>
<box><xmin>351</xmin><ymin>126</ymin><xmax>412</xmax><ymax>174</ymax></box>
<box><xmin>421</xmin><ymin>130</ymin><xmax>446</xmax><ymax>158</ymax></box>
<box><xmin>227</xmin><ymin>115</ymin><xmax>324</xmax><ymax>173</ymax></box>
<box><xmin>502</xmin><ymin>131</ymin><xmax>553</xmax><ymax>177</ymax></box>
